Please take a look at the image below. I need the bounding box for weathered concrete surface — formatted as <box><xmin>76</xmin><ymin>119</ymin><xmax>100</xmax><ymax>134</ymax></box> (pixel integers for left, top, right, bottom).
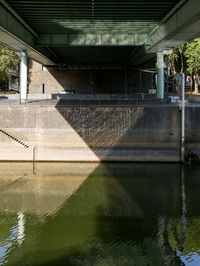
<box><xmin>0</xmin><ymin>105</ymin><xmax>199</xmax><ymax>161</ymax></box>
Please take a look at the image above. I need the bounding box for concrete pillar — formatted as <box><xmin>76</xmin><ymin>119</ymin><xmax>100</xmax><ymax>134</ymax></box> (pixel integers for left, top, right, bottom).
<box><xmin>157</xmin><ymin>51</ymin><xmax>164</xmax><ymax>99</ymax></box>
<box><xmin>20</xmin><ymin>52</ymin><xmax>28</xmax><ymax>102</ymax></box>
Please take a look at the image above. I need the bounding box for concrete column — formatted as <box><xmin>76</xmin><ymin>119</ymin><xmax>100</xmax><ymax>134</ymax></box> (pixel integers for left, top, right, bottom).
<box><xmin>20</xmin><ymin>52</ymin><xmax>28</xmax><ymax>102</ymax></box>
<box><xmin>157</xmin><ymin>51</ymin><xmax>164</xmax><ymax>99</ymax></box>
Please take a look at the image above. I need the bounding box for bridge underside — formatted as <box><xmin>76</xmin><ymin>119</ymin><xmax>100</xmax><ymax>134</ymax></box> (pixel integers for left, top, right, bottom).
<box><xmin>0</xmin><ymin>0</ymin><xmax>199</xmax><ymax>66</ymax></box>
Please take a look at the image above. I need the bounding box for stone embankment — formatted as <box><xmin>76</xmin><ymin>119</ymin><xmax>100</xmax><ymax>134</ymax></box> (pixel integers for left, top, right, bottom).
<box><xmin>0</xmin><ymin>104</ymin><xmax>199</xmax><ymax>161</ymax></box>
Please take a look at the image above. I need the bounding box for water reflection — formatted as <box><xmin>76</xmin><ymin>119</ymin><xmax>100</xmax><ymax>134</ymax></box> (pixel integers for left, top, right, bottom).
<box><xmin>0</xmin><ymin>163</ymin><xmax>98</xmax><ymax>215</ymax></box>
<box><xmin>0</xmin><ymin>163</ymin><xmax>199</xmax><ymax>265</ymax></box>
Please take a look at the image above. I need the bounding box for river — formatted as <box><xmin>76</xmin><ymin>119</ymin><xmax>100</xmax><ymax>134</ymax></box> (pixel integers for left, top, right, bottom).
<box><xmin>0</xmin><ymin>162</ymin><xmax>200</xmax><ymax>266</ymax></box>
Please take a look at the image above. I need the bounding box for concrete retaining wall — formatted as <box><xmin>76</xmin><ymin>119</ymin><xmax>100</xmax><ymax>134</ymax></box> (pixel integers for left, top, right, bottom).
<box><xmin>0</xmin><ymin>105</ymin><xmax>199</xmax><ymax>161</ymax></box>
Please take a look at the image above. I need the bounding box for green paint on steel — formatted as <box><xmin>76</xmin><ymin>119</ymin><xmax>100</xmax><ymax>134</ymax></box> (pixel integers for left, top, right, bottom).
<box><xmin>2</xmin><ymin>0</ymin><xmax>188</xmax><ymax>64</ymax></box>
<box><xmin>48</xmin><ymin>46</ymin><xmax>137</xmax><ymax>64</ymax></box>
<box><xmin>51</xmin><ymin>46</ymin><xmax>138</xmax><ymax>64</ymax></box>
<box><xmin>6</xmin><ymin>0</ymin><xmax>181</xmax><ymax>35</ymax></box>
<box><xmin>36</xmin><ymin>33</ymin><xmax>146</xmax><ymax>46</ymax></box>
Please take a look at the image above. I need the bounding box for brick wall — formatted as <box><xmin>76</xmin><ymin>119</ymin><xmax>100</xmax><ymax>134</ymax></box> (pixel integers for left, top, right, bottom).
<box><xmin>127</xmin><ymin>59</ymin><xmax>156</xmax><ymax>94</ymax></box>
<box><xmin>28</xmin><ymin>59</ymin><xmax>156</xmax><ymax>95</ymax></box>
<box><xmin>28</xmin><ymin>60</ymin><xmax>126</xmax><ymax>94</ymax></box>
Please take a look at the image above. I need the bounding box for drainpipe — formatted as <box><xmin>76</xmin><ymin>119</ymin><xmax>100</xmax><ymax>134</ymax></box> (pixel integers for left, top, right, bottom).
<box><xmin>157</xmin><ymin>51</ymin><xmax>164</xmax><ymax>99</ymax></box>
<box><xmin>181</xmin><ymin>73</ymin><xmax>185</xmax><ymax>162</ymax></box>
<box><xmin>20</xmin><ymin>52</ymin><xmax>28</xmax><ymax>103</ymax></box>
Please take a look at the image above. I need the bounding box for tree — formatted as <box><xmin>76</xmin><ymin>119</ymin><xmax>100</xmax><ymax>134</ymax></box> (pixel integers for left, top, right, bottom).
<box><xmin>0</xmin><ymin>45</ymin><xmax>19</xmax><ymax>84</ymax></box>
<box><xmin>168</xmin><ymin>44</ymin><xmax>187</xmax><ymax>75</ymax></box>
<box><xmin>168</xmin><ymin>38</ymin><xmax>200</xmax><ymax>94</ymax></box>
<box><xmin>185</xmin><ymin>38</ymin><xmax>200</xmax><ymax>94</ymax></box>
<box><xmin>168</xmin><ymin>47</ymin><xmax>179</xmax><ymax>76</ymax></box>
<box><xmin>168</xmin><ymin>44</ymin><xmax>187</xmax><ymax>93</ymax></box>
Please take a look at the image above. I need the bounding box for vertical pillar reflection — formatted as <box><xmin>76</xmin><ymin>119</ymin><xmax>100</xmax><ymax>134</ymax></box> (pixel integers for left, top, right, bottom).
<box><xmin>17</xmin><ymin>212</ymin><xmax>25</xmax><ymax>245</ymax></box>
<box><xmin>180</xmin><ymin>165</ymin><xmax>187</xmax><ymax>252</ymax></box>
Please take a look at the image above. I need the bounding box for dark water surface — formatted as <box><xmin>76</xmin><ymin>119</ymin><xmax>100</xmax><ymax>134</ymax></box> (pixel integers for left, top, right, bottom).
<box><xmin>0</xmin><ymin>163</ymin><xmax>200</xmax><ymax>266</ymax></box>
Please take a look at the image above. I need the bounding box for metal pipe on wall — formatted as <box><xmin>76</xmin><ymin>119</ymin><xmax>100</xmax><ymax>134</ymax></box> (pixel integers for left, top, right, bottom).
<box><xmin>181</xmin><ymin>73</ymin><xmax>185</xmax><ymax>162</ymax></box>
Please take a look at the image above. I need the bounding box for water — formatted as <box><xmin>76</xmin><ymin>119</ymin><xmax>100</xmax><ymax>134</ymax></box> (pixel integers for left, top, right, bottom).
<box><xmin>0</xmin><ymin>162</ymin><xmax>200</xmax><ymax>266</ymax></box>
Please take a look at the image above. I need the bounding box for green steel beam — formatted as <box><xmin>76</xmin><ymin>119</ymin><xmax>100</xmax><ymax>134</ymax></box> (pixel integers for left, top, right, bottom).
<box><xmin>146</xmin><ymin>0</ymin><xmax>200</xmax><ymax>52</ymax></box>
<box><xmin>0</xmin><ymin>27</ymin><xmax>56</xmax><ymax>65</ymax></box>
<box><xmin>6</xmin><ymin>0</ymin><xmax>179</xmax><ymax>35</ymax></box>
<box><xmin>36</xmin><ymin>34</ymin><xmax>146</xmax><ymax>46</ymax></box>
<box><xmin>1</xmin><ymin>0</ymin><xmax>199</xmax><ymax>66</ymax></box>
<box><xmin>0</xmin><ymin>0</ymin><xmax>38</xmax><ymax>37</ymax></box>
<box><xmin>29</xmin><ymin>20</ymin><xmax>158</xmax><ymax>35</ymax></box>
<box><xmin>0</xmin><ymin>3</ymin><xmax>35</xmax><ymax>48</ymax></box>
<box><xmin>0</xmin><ymin>3</ymin><xmax>55</xmax><ymax>65</ymax></box>
<box><xmin>130</xmin><ymin>0</ymin><xmax>200</xmax><ymax>65</ymax></box>
<box><xmin>56</xmin><ymin>57</ymin><xmax>127</xmax><ymax>64</ymax></box>
<box><xmin>48</xmin><ymin>46</ymin><xmax>135</xmax><ymax>64</ymax></box>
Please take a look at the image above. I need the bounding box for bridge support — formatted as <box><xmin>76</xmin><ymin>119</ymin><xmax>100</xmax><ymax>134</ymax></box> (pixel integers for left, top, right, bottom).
<box><xmin>20</xmin><ymin>52</ymin><xmax>28</xmax><ymax>103</ymax></box>
<box><xmin>157</xmin><ymin>51</ymin><xmax>164</xmax><ymax>99</ymax></box>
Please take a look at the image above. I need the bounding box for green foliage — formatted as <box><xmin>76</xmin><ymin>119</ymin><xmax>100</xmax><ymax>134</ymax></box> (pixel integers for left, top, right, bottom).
<box><xmin>185</xmin><ymin>38</ymin><xmax>200</xmax><ymax>75</ymax></box>
<box><xmin>0</xmin><ymin>45</ymin><xmax>19</xmax><ymax>82</ymax></box>
<box><xmin>168</xmin><ymin>217</ymin><xmax>200</xmax><ymax>256</ymax></box>
<box><xmin>168</xmin><ymin>37</ymin><xmax>200</xmax><ymax>75</ymax></box>
<box><xmin>168</xmin><ymin>44</ymin><xmax>187</xmax><ymax>74</ymax></box>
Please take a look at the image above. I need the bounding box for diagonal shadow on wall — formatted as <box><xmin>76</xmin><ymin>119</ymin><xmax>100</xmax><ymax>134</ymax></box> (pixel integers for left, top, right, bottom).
<box><xmin>29</xmin><ymin>102</ymin><xmax>183</xmax><ymax>265</ymax></box>
<box><xmin>55</xmin><ymin>103</ymin><xmax>180</xmax><ymax>161</ymax></box>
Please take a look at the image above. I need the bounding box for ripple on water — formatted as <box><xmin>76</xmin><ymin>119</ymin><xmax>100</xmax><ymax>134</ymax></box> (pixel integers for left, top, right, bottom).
<box><xmin>0</xmin><ymin>163</ymin><xmax>199</xmax><ymax>265</ymax></box>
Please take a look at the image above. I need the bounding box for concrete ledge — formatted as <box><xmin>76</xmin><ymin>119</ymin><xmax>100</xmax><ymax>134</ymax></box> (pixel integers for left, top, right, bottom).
<box><xmin>0</xmin><ymin>147</ymin><xmax>33</xmax><ymax>161</ymax></box>
<box><xmin>1</xmin><ymin>93</ymin><xmax>157</xmax><ymax>101</ymax></box>
<box><xmin>0</xmin><ymin>147</ymin><xmax>181</xmax><ymax>162</ymax></box>
<box><xmin>186</xmin><ymin>94</ymin><xmax>200</xmax><ymax>103</ymax></box>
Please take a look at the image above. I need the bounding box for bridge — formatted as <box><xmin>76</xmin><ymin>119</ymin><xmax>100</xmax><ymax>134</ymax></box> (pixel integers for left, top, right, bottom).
<box><xmin>0</xmin><ymin>0</ymin><xmax>199</xmax><ymax>101</ymax></box>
